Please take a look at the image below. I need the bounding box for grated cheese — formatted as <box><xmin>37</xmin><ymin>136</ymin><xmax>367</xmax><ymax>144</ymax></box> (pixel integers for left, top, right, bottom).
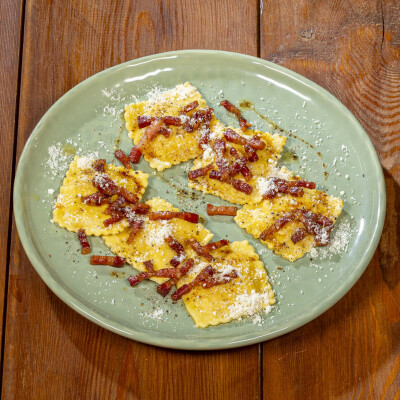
<box><xmin>226</xmin><ymin>290</ymin><xmax>273</xmax><ymax>320</ymax></box>
<box><xmin>309</xmin><ymin>220</ymin><xmax>352</xmax><ymax>260</ymax></box>
<box><xmin>145</xmin><ymin>221</ymin><xmax>173</xmax><ymax>247</ymax></box>
<box><xmin>77</xmin><ymin>156</ymin><xmax>95</xmax><ymax>170</ymax></box>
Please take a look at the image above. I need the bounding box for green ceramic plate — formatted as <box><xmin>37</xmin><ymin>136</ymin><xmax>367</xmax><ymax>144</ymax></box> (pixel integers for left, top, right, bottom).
<box><xmin>14</xmin><ymin>50</ymin><xmax>385</xmax><ymax>350</ymax></box>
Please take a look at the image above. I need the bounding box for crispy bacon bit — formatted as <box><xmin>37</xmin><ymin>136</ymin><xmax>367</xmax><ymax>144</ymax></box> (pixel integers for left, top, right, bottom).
<box><xmin>138</xmin><ymin>115</ymin><xmax>156</xmax><ymax>129</ymax></box>
<box><xmin>228</xmin><ymin>147</ymin><xmax>253</xmax><ymax>181</ymax></box>
<box><xmin>184</xmin><ymin>108</ymin><xmax>213</xmax><ymax>132</ymax></box>
<box><xmin>123</xmin><ymin>203</ymin><xmax>150</xmax><ymax>216</ymax></box>
<box><xmin>199</xmin><ymin>114</ymin><xmax>212</xmax><ymax>146</ymax></box>
<box><xmin>202</xmin><ymin>239</ymin><xmax>230</xmax><ymax>253</ymax></box>
<box><xmin>171</xmin><ymin>265</ymin><xmax>238</xmax><ymax>301</ymax></box>
<box><xmin>216</xmin><ymin>160</ymin><xmax>230</xmax><ymax>181</ymax></box>
<box><xmin>224</xmin><ymin>128</ymin><xmax>247</xmax><ymax>145</ymax></box>
<box><xmin>156</xmin><ymin>279</ymin><xmax>177</xmax><ymax>297</ymax></box>
<box><xmin>128</xmin><ymin>268</ymin><xmax>179</xmax><ymax>286</ymax></box>
<box><xmin>228</xmin><ymin>156</ymin><xmax>248</xmax><ymax>177</ymax></box>
<box><xmin>93</xmin><ymin>159</ymin><xmax>106</xmax><ymax>172</ymax></box>
<box><xmin>156</xmin><ymin>258</ymin><xmax>194</xmax><ymax>297</ymax></box>
<box><xmin>77</xmin><ymin>229</ymin><xmax>91</xmax><ymax>255</ymax></box>
<box><xmin>213</xmin><ymin>138</ymin><xmax>226</xmax><ymax>157</ymax></box>
<box><xmin>262</xmin><ymin>178</ymin><xmax>316</xmax><ymax>199</ymax></box>
<box><xmin>115</xmin><ymin>149</ymin><xmax>132</xmax><ymax>169</ymax></box>
<box><xmin>188</xmin><ymin>163</ymin><xmax>213</xmax><ymax>180</ymax></box>
<box><xmin>143</xmin><ymin>260</ymin><xmax>155</xmax><ymax>272</ymax></box>
<box><xmin>159</xmin><ymin>126</ymin><xmax>171</xmax><ymax>138</ymax></box>
<box><xmin>313</xmin><ymin>213</ymin><xmax>334</xmax><ymax>228</ymax></box>
<box><xmin>187</xmin><ymin>238</ymin><xmax>213</xmax><ymax>262</ymax></box>
<box><xmin>209</xmin><ymin>170</ymin><xmax>222</xmax><ymax>180</ymax></box>
<box><xmin>230</xmin><ymin>178</ymin><xmax>253</xmax><ymax>194</ymax></box>
<box><xmin>260</xmin><ymin>208</ymin><xmax>334</xmax><ymax>246</ymax></box>
<box><xmin>103</xmin><ymin>213</ymin><xmax>125</xmax><ymax>227</ymax></box>
<box><xmin>227</xmin><ymin>160</ymin><xmax>243</xmax><ymax>177</ymax></box>
<box><xmin>138</xmin><ymin>120</ymin><xmax>164</xmax><ymax>150</ymax></box>
<box><xmin>199</xmin><ymin>128</ymin><xmax>211</xmax><ymax>146</ymax></box>
<box><xmin>201</xmin><ymin>270</ymin><xmax>238</xmax><ymax>289</ymax></box>
<box><xmin>239</xmin><ymin>119</ymin><xmax>251</xmax><ymax>131</ymax></box>
<box><xmin>138</xmin><ymin>115</ymin><xmax>183</xmax><ymax>129</ymax></box>
<box><xmin>128</xmin><ymin>146</ymin><xmax>142</xmax><ymax>164</ymax></box>
<box><xmin>220</xmin><ymin>100</ymin><xmax>251</xmax><ymax>131</ymax></box>
<box><xmin>81</xmin><ymin>192</ymin><xmax>110</xmax><ymax>206</ymax></box>
<box><xmin>128</xmin><ymin>258</ymin><xmax>194</xmax><ymax>287</ymax></box>
<box><xmin>118</xmin><ymin>187</ymin><xmax>139</xmax><ymax>204</ymax></box>
<box><xmin>105</xmin><ymin>196</ymin><xmax>125</xmax><ymax>215</ymax></box>
<box><xmin>92</xmin><ymin>174</ymin><xmax>119</xmax><ymax>196</ymax></box>
<box><xmin>165</xmin><ymin>236</ymin><xmax>186</xmax><ymax>267</ymax></box>
<box><xmin>244</xmin><ymin>143</ymin><xmax>259</xmax><ymax>162</ymax></box>
<box><xmin>90</xmin><ymin>255</ymin><xmax>126</xmax><ymax>267</ymax></box>
<box><xmin>127</xmin><ymin>219</ymin><xmax>144</xmax><ymax>243</ymax></box>
<box><xmin>148</xmin><ymin>211</ymin><xmax>199</xmax><ymax>224</ymax></box>
<box><xmin>291</xmin><ymin>227</ymin><xmax>307</xmax><ymax>244</ymax></box>
<box><xmin>240</xmin><ymin>165</ymin><xmax>253</xmax><ymax>181</ymax></box>
<box><xmin>248</xmin><ymin>135</ymin><xmax>266</xmax><ymax>150</ymax></box>
<box><xmin>259</xmin><ymin>213</ymin><xmax>295</xmax><ymax>241</ymax></box>
<box><xmin>294</xmin><ymin>180</ymin><xmax>317</xmax><ymax>189</ymax></box>
<box><xmin>229</xmin><ymin>147</ymin><xmax>239</xmax><ymax>158</ymax></box>
<box><xmin>171</xmin><ymin>265</ymin><xmax>214</xmax><ymax>300</ymax></box>
<box><xmin>206</xmin><ymin>204</ymin><xmax>238</xmax><ymax>216</ymax></box>
<box><xmin>208</xmin><ymin>171</ymin><xmax>253</xmax><ymax>194</ymax></box>
<box><xmin>181</xmin><ymin>101</ymin><xmax>199</xmax><ymax>114</ymax></box>
<box><xmin>295</xmin><ymin>209</ymin><xmax>333</xmax><ymax>246</ymax></box>
<box><xmin>162</xmin><ymin>116</ymin><xmax>182</xmax><ymax>126</ymax></box>
<box><xmin>213</xmin><ymin>138</ymin><xmax>230</xmax><ymax>179</ymax></box>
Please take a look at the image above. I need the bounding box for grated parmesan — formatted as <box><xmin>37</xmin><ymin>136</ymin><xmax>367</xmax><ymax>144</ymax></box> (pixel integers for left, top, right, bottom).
<box><xmin>77</xmin><ymin>156</ymin><xmax>95</xmax><ymax>170</ymax></box>
<box><xmin>309</xmin><ymin>220</ymin><xmax>352</xmax><ymax>260</ymax></box>
<box><xmin>145</xmin><ymin>221</ymin><xmax>173</xmax><ymax>247</ymax></box>
<box><xmin>226</xmin><ymin>290</ymin><xmax>273</xmax><ymax>320</ymax></box>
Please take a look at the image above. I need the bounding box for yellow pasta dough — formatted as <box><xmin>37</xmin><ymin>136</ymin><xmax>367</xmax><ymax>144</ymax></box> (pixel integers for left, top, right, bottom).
<box><xmin>53</xmin><ymin>156</ymin><xmax>148</xmax><ymax>236</ymax></box>
<box><xmin>102</xmin><ymin>197</ymin><xmax>214</xmax><ymax>283</ymax></box>
<box><xmin>235</xmin><ymin>189</ymin><xmax>343</xmax><ymax>261</ymax></box>
<box><xmin>188</xmin><ymin>127</ymin><xmax>287</xmax><ymax>205</ymax></box>
<box><xmin>178</xmin><ymin>241</ymin><xmax>275</xmax><ymax>328</ymax></box>
<box><xmin>125</xmin><ymin>82</ymin><xmax>221</xmax><ymax>171</ymax></box>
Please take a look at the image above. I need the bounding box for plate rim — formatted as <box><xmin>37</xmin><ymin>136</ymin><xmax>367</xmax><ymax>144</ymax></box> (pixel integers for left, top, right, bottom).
<box><xmin>13</xmin><ymin>49</ymin><xmax>386</xmax><ymax>350</ymax></box>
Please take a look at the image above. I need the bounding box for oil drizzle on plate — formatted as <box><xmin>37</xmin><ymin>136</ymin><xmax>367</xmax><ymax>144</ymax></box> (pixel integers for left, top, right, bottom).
<box><xmin>114</xmin><ymin>110</ymin><xmax>126</xmax><ymax>150</ymax></box>
<box><xmin>61</xmin><ymin>143</ymin><xmax>76</xmax><ymax>156</ymax></box>
<box><xmin>239</xmin><ymin>100</ymin><xmax>328</xmax><ymax>179</ymax></box>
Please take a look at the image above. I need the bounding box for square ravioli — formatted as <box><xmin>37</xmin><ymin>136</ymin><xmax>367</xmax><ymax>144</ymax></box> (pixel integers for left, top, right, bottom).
<box><xmin>125</xmin><ymin>82</ymin><xmax>220</xmax><ymax>171</ymax></box>
<box><xmin>53</xmin><ymin>156</ymin><xmax>148</xmax><ymax>236</ymax></box>
<box><xmin>102</xmin><ymin>197</ymin><xmax>214</xmax><ymax>283</ymax></box>
<box><xmin>178</xmin><ymin>241</ymin><xmax>275</xmax><ymax>328</ymax></box>
<box><xmin>234</xmin><ymin>189</ymin><xmax>344</xmax><ymax>262</ymax></box>
<box><xmin>188</xmin><ymin>127</ymin><xmax>287</xmax><ymax>205</ymax></box>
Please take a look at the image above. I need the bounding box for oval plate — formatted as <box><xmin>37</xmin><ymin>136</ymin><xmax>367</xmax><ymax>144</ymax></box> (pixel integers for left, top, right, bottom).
<box><xmin>14</xmin><ymin>50</ymin><xmax>385</xmax><ymax>350</ymax></box>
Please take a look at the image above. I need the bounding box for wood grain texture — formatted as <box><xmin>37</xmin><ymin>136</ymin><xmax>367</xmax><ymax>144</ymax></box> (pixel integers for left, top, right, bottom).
<box><xmin>261</xmin><ymin>0</ymin><xmax>400</xmax><ymax>398</ymax></box>
<box><xmin>3</xmin><ymin>0</ymin><xmax>260</xmax><ymax>399</ymax></box>
<box><xmin>0</xmin><ymin>0</ymin><xmax>23</xmax><ymax>367</ymax></box>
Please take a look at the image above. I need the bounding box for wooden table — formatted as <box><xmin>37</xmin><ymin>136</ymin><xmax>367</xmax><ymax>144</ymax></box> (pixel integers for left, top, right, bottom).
<box><xmin>1</xmin><ymin>1</ymin><xmax>399</xmax><ymax>398</ymax></box>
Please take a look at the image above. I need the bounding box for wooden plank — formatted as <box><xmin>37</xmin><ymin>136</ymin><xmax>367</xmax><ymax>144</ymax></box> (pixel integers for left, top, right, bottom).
<box><xmin>0</xmin><ymin>0</ymin><xmax>23</xmax><ymax>371</ymax></box>
<box><xmin>260</xmin><ymin>0</ymin><xmax>400</xmax><ymax>398</ymax></box>
<box><xmin>3</xmin><ymin>1</ymin><xmax>260</xmax><ymax>399</ymax></box>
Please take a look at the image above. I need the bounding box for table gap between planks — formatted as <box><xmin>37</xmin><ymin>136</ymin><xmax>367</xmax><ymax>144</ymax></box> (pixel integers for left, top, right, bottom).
<box><xmin>1</xmin><ymin>0</ymin><xmax>399</xmax><ymax>399</ymax></box>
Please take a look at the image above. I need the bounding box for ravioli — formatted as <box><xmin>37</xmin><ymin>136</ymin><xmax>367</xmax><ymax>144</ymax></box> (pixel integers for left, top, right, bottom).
<box><xmin>188</xmin><ymin>127</ymin><xmax>287</xmax><ymax>205</ymax></box>
<box><xmin>178</xmin><ymin>241</ymin><xmax>275</xmax><ymax>328</ymax></box>
<box><xmin>234</xmin><ymin>189</ymin><xmax>343</xmax><ymax>261</ymax></box>
<box><xmin>125</xmin><ymin>82</ymin><xmax>221</xmax><ymax>171</ymax></box>
<box><xmin>102</xmin><ymin>197</ymin><xmax>214</xmax><ymax>283</ymax></box>
<box><xmin>52</xmin><ymin>156</ymin><xmax>148</xmax><ymax>236</ymax></box>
